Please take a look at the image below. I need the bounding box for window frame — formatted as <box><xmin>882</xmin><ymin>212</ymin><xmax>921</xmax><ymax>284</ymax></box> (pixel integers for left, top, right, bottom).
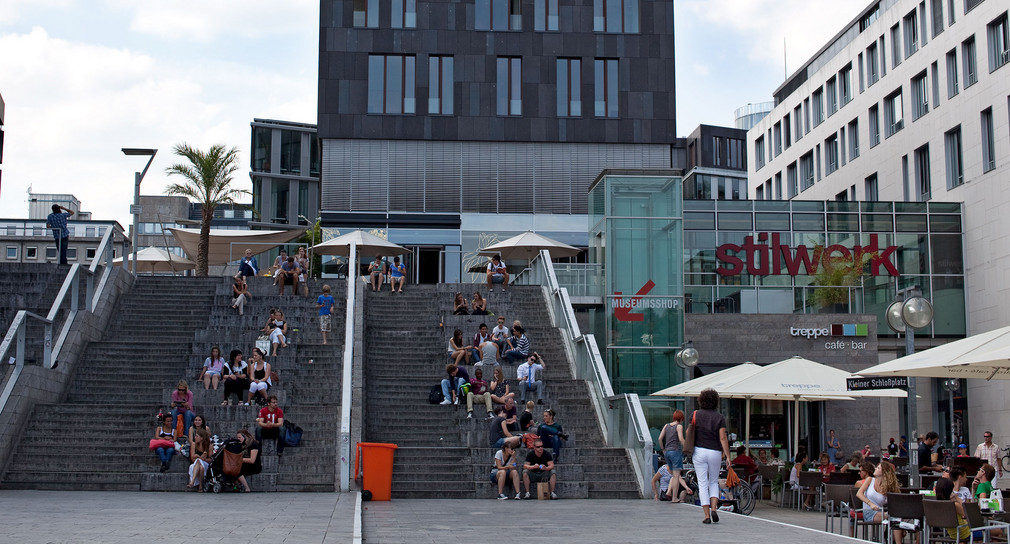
<box><xmin>496</xmin><ymin>56</ymin><xmax>523</xmax><ymax>116</ymax></box>
<box><xmin>556</xmin><ymin>58</ymin><xmax>582</xmax><ymax>117</ymax></box>
<box><xmin>593</xmin><ymin>58</ymin><xmax>619</xmax><ymax>118</ymax></box>
<box><xmin>353</xmin><ymin>0</ymin><xmax>379</xmax><ymax>28</ymax></box>
<box><xmin>987</xmin><ymin>12</ymin><xmax>1009</xmax><ymax>73</ymax></box>
<box><xmin>535</xmin><ymin>0</ymin><xmax>559</xmax><ymax>31</ymax></box>
<box><xmin>944</xmin><ymin>125</ymin><xmax>964</xmax><ymax>189</ymax></box>
<box><xmin>428</xmin><ymin>55</ymin><xmax>454</xmax><ymax>115</ymax></box>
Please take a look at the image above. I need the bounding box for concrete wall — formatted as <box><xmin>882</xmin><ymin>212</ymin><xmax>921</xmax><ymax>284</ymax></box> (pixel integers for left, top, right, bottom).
<box><xmin>686</xmin><ymin>313</ymin><xmax>885</xmax><ymax>457</ymax></box>
<box><xmin>0</xmin><ymin>266</ymin><xmax>134</xmax><ymax>476</ymax></box>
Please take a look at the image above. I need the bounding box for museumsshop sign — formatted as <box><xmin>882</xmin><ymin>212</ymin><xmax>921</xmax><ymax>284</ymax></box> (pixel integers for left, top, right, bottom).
<box><xmin>611</xmin><ymin>280</ymin><xmax>682</xmax><ymax>322</ymax></box>
<box><xmin>715</xmin><ymin>233</ymin><xmax>900</xmax><ymax>277</ymax></box>
<box><xmin>791</xmin><ymin>323</ymin><xmax>870</xmax><ymax>351</ymax></box>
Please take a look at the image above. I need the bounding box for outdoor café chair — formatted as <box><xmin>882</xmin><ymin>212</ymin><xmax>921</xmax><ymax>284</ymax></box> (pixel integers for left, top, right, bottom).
<box><xmin>824</xmin><ymin>483</ymin><xmax>852</xmax><ymax>534</ymax></box>
<box><xmin>922</xmin><ymin>498</ymin><xmax>969</xmax><ymax>544</ymax></box>
<box><xmin>963</xmin><ymin>500</ymin><xmax>1009</xmax><ymax>544</ymax></box>
<box><xmin>886</xmin><ymin>492</ymin><xmax>924</xmax><ymax>544</ymax></box>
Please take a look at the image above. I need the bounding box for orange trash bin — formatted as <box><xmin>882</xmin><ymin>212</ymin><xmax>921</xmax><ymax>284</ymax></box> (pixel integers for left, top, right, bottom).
<box><xmin>355</xmin><ymin>442</ymin><xmax>398</xmax><ymax>501</ymax></box>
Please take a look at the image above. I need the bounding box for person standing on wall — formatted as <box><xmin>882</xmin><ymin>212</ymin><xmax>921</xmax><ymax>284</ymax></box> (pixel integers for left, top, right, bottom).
<box><xmin>693</xmin><ymin>388</ymin><xmax>731</xmax><ymax>525</ymax></box>
<box><xmin>46</xmin><ymin>204</ymin><xmax>74</xmax><ymax>265</ymax></box>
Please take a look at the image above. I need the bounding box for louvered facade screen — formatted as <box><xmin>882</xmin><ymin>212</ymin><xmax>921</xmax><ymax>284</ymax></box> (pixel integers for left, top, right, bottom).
<box><xmin>322</xmin><ymin>139</ymin><xmax>670</xmax><ymax>214</ymax></box>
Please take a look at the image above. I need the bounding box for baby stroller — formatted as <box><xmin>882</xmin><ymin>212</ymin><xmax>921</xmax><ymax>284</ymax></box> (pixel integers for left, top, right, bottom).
<box><xmin>204</xmin><ymin>438</ymin><xmax>246</xmax><ymax>493</ymax></box>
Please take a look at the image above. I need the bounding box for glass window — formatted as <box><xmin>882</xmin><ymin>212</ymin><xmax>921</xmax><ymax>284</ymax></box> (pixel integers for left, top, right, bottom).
<box><xmin>884</xmin><ymin>89</ymin><xmax>904</xmax><ymax>137</ymax></box>
<box><xmin>811</xmin><ymin>87</ymin><xmax>824</xmax><ymax>126</ymax></box>
<box><xmin>46</xmin><ymin>247</ymin><xmax>57</xmax><ymax>259</ymax></box>
<box><xmin>869</xmin><ymin>104</ymin><xmax>880</xmax><ymax>147</ymax></box>
<box><xmin>895</xmin><ymin>214</ymin><xmax>928</xmax><ymax>232</ymax></box>
<box><xmin>792</xmin><ymin>214</ymin><xmax>825</xmax><ymax>231</ymax></box>
<box><xmin>390</xmin><ymin>0</ymin><xmax>416</xmax><ymax>28</ymax></box>
<box><xmin>931</xmin><ymin>234</ymin><xmax>963</xmax><ymax>273</ymax></box>
<box><xmin>981</xmin><ymin>107</ymin><xmax>996</xmax><ymax>172</ymax></box>
<box><xmin>6</xmin><ymin>246</ymin><xmax>16</xmax><ymax>260</ymax></box>
<box><xmin>799</xmin><ymin>152</ymin><xmax>814</xmax><ymax>191</ymax></box>
<box><xmin>754</xmin><ymin>136</ymin><xmax>765</xmax><ymax>169</ymax></box>
<box><xmin>931</xmin><ymin>0</ymin><xmax>944</xmax><ymax>36</ymax></box>
<box><xmin>944</xmin><ymin>126</ymin><xmax>964</xmax><ymax>189</ymax></box>
<box><xmin>67</xmin><ymin>247</ymin><xmax>77</xmax><ymax>260</ymax></box>
<box><xmin>496</xmin><ymin>57</ymin><xmax>522</xmax><ymax>116</ymax></box>
<box><xmin>477</xmin><ymin>0</ymin><xmax>520</xmax><ymax>30</ymax></box>
<box><xmin>962</xmin><ymin>36</ymin><xmax>977</xmax><ymax>87</ymax></box>
<box><xmin>556</xmin><ymin>58</ymin><xmax>581</xmax><ymax>117</ymax></box>
<box><xmin>930</xmin><ymin>215</ymin><xmax>962</xmax><ymax>233</ymax></box>
<box><xmin>85</xmin><ymin>226</ymin><xmax>96</xmax><ymax>237</ymax></box>
<box><xmin>914</xmin><ymin>144</ymin><xmax>931</xmax><ymax>201</ymax></box>
<box><xmin>827</xmin><ymin>213</ymin><xmax>859</xmax><ymax>232</ymax></box>
<box><xmin>946</xmin><ymin>48</ymin><xmax>959</xmax><ymax>98</ymax></box>
<box><xmin>848</xmin><ymin>118</ymin><xmax>860</xmax><ymax>159</ymax></box>
<box><xmin>840</xmin><ymin>65</ymin><xmax>852</xmax><ymax>105</ymax></box>
<box><xmin>755</xmin><ymin>213</ymin><xmax>790</xmax><ymax>231</ymax></box>
<box><xmin>594</xmin><ymin>0</ymin><xmax>638</xmax><ymax>32</ymax></box>
<box><xmin>26</xmin><ymin>247</ymin><xmax>38</xmax><ymax>259</ymax></box>
<box><xmin>252</xmin><ymin>126</ymin><xmax>272</xmax><ymax>172</ymax></box>
<box><xmin>826</xmin><ymin>77</ymin><xmax>837</xmax><ymax>116</ymax></box>
<box><xmin>594</xmin><ymin>59</ymin><xmax>619</xmax><ymax>118</ymax></box>
<box><xmin>684</xmin><ymin>212</ymin><xmax>715</xmax><ymax>230</ymax></box>
<box><xmin>85</xmin><ymin>248</ymin><xmax>97</xmax><ymax>260</ymax></box>
<box><xmin>825</xmin><ymin>134</ymin><xmax>839</xmax><ymax>175</ymax></box>
<box><xmin>891</xmin><ymin>24</ymin><xmax>902</xmax><ymax>67</ymax></box>
<box><xmin>535</xmin><ymin>0</ymin><xmax>559</xmax><ymax>31</ymax></box>
<box><xmin>904</xmin><ymin>9</ymin><xmax>919</xmax><ymax>58</ymax></box>
<box><xmin>867</xmin><ymin>42</ymin><xmax>880</xmax><ymax>85</ymax></box>
<box><xmin>309</xmin><ymin>134</ymin><xmax>320</xmax><ymax>176</ymax></box>
<box><xmin>428</xmin><ymin>56</ymin><xmax>454</xmax><ymax>115</ymax></box>
<box><xmin>773</xmin><ymin>122</ymin><xmax>782</xmax><ymax>156</ymax></box>
<box><xmin>368</xmin><ymin>55</ymin><xmax>416</xmax><ymax>114</ymax></box>
<box><xmin>862</xmin><ymin>213</ymin><xmax>892</xmax><ymax>231</ymax></box>
<box><xmin>786</xmin><ymin>163</ymin><xmax>798</xmax><ymax>198</ymax></box>
<box><xmin>716</xmin><ymin>212</ymin><xmax>752</xmax><ymax>230</ymax></box>
<box><xmin>280</xmin><ymin>131</ymin><xmax>301</xmax><ymax>175</ymax></box>
<box><xmin>911</xmin><ymin>71</ymin><xmax>929</xmax><ymax>120</ymax></box>
<box><xmin>989</xmin><ymin>12</ymin><xmax>1010</xmax><ymax>72</ymax></box>
<box><xmin>353</xmin><ymin>0</ymin><xmax>379</xmax><ymax>27</ymax></box>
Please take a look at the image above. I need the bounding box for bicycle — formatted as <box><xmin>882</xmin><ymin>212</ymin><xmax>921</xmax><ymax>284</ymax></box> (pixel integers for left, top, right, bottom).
<box><xmin>1000</xmin><ymin>445</ymin><xmax>1010</xmax><ymax>473</ymax></box>
<box><xmin>681</xmin><ymin>462</ymin><xmax>756</xmax><ymax>516</ymax></box>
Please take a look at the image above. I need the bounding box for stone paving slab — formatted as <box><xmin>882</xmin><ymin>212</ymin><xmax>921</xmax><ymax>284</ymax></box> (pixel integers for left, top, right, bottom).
<box><xmin>0</xmin><ymin>490</ymin><xmax>357</xmax><ymax>544</ymax></box>
<box><xmin>361</xmin><ymin>498</ymin><xmax>864</xmax><ymax>543</ymax></box>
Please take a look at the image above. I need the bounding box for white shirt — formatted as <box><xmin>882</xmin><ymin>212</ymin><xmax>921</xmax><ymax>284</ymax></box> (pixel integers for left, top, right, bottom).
<box><xmin>976</xmin><ymin>442</ymin><xmax>1000</xmax><ymax>468</ymax></box>
<box><xmin>492</xmin><ymin>325</ymin><xmax>509</xmax><ymax>340</ymax></box>
<box><xmin>517</xmin><ymin>361</ymin><xmax>530</xmax><ymax>381</ymax></box>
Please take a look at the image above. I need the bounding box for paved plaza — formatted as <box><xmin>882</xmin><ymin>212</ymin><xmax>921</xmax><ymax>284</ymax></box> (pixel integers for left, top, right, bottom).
<box><xmin>0</xmin><ymin>491</ymin><xmax>860</xmax><ymax>543</ymax></box>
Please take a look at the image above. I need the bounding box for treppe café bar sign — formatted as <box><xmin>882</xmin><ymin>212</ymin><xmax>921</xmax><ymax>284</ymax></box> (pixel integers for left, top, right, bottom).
<box><xmin>715</xmin><ymin>233</ymin><xmax>900</xmax><ymax>277</ymax></box>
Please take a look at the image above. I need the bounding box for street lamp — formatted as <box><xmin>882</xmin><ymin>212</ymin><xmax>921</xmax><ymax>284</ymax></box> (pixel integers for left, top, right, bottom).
<box><xmin>298</xmin><ymin>214</ymin><xmax>321</xmax><ymax>278</ymax></box>
<box><xmin>886</xmin><ymin>286</ymin><xmax>934</xmax><ymax>486</ymax></box>
<box><xmin>122</xmin><ymin>148</ymin><xmax>158</xmax><ymax>274</ymax></box>
<box><xmin>675</xmin><ymin>341</ymin><xmax>699</xmax><ymax>369</ymax></box>
<box><xmin>943</xmin><ymin>378</ymin><xmax>960</xmax><ymax>449</ymax></box>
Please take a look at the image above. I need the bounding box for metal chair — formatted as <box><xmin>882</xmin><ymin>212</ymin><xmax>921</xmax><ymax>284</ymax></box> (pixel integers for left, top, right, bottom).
<box><xmin>798</xmin><ymin>471</ymin><xmax>824</xmax><ymax>511</ymax></box>
<box><xmin>963</xmin><ymin>500</ymin><xmax>1009</xmax><ymax>544</ymax></box>
<box><xmin>780</xmin><ymin>466</ymin><xmax>797</xmax><ymax>508</ymax></box>
<box><xmin>922</xmin><ymin>499</ymin><xmax>969</xmax><ymax>544</ymax></box>
<box><xmin>850</xmin><ymin>487</ymin><xmax>888</xmax><ymax>542</ymax></box>
<box><xmin>921</xmin><ymin>475</ymin><xmax>942</xmax><ymax>490</ymax></box>
<box><xmin>824</xmin><ymin>483</ymin><xmax>853</xmax><ymax>534</ymax></box>
<box><xmin>830</xmin><ymin>470</ymin><xmax>859</xmax><ymax>485</ymax></box>
<box><xmin>887</xmin><ymin>492</ymin><xmax>925</xmax><ymax>544</ymax></box>
<box><xmin>758</xmin><ymin>465</ymin><xmax>778</xmax><ymax>501</ymax></box>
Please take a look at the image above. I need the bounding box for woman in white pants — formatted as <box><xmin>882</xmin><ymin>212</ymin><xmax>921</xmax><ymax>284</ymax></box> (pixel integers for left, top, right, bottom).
<box><xmin>691</xmin><ymin>388</ymin><xmax>731</xmax><ymax>525</ymax></box>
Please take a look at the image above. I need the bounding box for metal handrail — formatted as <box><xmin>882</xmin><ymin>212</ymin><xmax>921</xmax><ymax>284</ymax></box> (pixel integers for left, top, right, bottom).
<box><xmin>517</xmin><ymin>250</ymin><xmax>652</xmax><ymax>496</ymax></box>
<box><xmin>338</xmin><ymin>242</ymin><xmax>357</xmax><ymax>492</ymax></box>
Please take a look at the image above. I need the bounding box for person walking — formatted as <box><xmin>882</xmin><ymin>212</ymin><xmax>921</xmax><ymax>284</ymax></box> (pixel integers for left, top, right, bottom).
<box><xmin>974</xmin><ymin>431</ymin><xmax>1002</xmax><ymax>487</ymax></box>
<box><xmin>658</xmin><ymin>410</ymin><xmax>686</xmax><ymax>502</ymax></box>
<box><xmin>46</xmin><ymin>204</ymin><xmax>74</xmax><ymax>265</ymax></box>
<box><xmin>692</xmin><ymin>388</ymin><xmax>731</xmax><ymax>524</ymax></box>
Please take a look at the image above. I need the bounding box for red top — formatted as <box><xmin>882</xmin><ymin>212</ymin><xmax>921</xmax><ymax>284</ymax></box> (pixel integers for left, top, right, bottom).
<box><xmin>258</xmin><ymin>406</ymin><xmax>284</xmax><ymax>425</ymax></box>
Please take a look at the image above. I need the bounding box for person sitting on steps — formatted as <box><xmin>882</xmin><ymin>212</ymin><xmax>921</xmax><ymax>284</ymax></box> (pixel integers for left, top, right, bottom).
<box><xmin>489</xmin><ymin>406</ymin><xmax>521</xmax><ymax>450</ymax></box>
<box><xmin>523</xmin><ymin>439</ymin><xmax>558</xmax><ymax>500</ymax></box>
<box><xmin>471</xmin><ymin>291</ymin><xmax>488</xmax><ymax>315</ymax></box>
<box><xmin>486</xmin><ymin>254</ymin><xmax>509</xmax><ymax>292</ymax></box>
<box><xmin>268</xmin><ymin>310</ymin><xmax>289</xmax><ymax>356</ymax></box>
<box><xmin>466</xmin><ymin>367</ymin><xmax>493</xmax><ymax>419</ymax></box>
<box><xmin>246</xmin><ymin>348</ymin><xmax>271</xmax><ymax>406</ymax></box>
<box><xmin>453</xmin><ymin>292</ymin><xmax>469</xmax><ymax>315</ymax></box>
<box><xmin>255</xmin><ymin>395</ymin><xmax>285</xmax><ymax>457</ymax></box>
<box><xmin>221</xmin><ymin>349</ymin><xmax>250</xmax><ymax>406</ymax></box>
<box><xmin>492</xmin><ymin>442</ymin><xmax>521</xmax><ymax>500</ymax></box>
<box><xmin>439</xmin><ymin>363</ymin><xmax>470</xmax><ymax>406</ymax></box>
<box><xmin>448</xmin><ymin>328</ymin><xmax>470</xmax><ymax>365</ymax></box>
<box><xmin>367</xmin><ymin>256</ymin><xmax>386</xmax><ymax>292</ymax></box>
<box><xmin>516</xmin><ymin>352</ymin><xmax>545</xmax><ymax>404</ymax></box>
<box><xmin>170</xmin><ymin>380</ymin><xmax>195</xmax><ymax>435</ymax></box>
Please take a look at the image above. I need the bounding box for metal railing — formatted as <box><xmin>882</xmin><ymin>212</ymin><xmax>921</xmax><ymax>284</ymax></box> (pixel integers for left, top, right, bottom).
<box><xmin>0</xmin><ymin>227</ymin><xmax>121</xmax><ymax>414</ymax></box>
<box><xmin>551</xmin><ymin>263</ymin><xmax>604</xmax><ymax>298</ymax></box>
<box><xmin>516</xmin><ymin>250</ymin><xmax>653</xmax><ymax>496</ymax></box>
<box><xmin>338</xmin><ymin>242</ymin><xmax>357</xmax><ymax>492</ymax></box>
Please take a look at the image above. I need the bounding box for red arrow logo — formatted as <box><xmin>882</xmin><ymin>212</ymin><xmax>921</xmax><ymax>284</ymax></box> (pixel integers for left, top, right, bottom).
<box><xmin>613</xmin><ymin>280</ymin><xmax>656</xmax><ymax>322</ymax></box>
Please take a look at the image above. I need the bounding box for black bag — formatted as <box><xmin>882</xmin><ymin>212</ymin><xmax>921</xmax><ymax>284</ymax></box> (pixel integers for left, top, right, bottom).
<box><xmin>428</xmin><ymin>384</ymin><xmax>444</xmax><ymax>404</ymax></box>
<box><xmin>283</xmin><ymin>420</ymin><xmax>303</xmax><ymax>447</ymax></box>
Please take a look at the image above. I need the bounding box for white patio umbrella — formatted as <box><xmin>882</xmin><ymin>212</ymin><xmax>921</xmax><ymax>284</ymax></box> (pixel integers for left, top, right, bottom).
<box><xmin>168</xmin><ymin>228</ymin><xmax>306</xmax><ymax>265</ymax></box>
<box><xmin>113</xmin><ymin>247</ymin><xmax>195</xmax><ymax>275</ymax></box>
<box><xmin>858</xmin><ymin>324</ymin><xmax>1010</xmax><ymax>381</ymax></box>
<box><xmin>653</xmin><ymin>356</ymin><xmax>906</xmax><ymax>453</ymax></box>
<box><xmin>478</xmin><ymin>231</ymin><xmax>581</xmax><ymax>261</ymax></box>
<box><xmin>310</xmin><ymin>229</ymin><xmax>408</xmax><ymax>258</ymax></box>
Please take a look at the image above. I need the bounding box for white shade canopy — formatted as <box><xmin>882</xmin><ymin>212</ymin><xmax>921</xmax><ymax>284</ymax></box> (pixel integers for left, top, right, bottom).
<box><xmin>168</xmin><ymin>228</ymin><xmax>306</xmax><ymax>265</ymax></box>
<box><xmin>310</xmin><ymin>229</ymin><xmax>408</xmax><ymax>258</ymax></box>
<box><xmin>859</xmin><ymin>324</ymin><xmax>1010</xmax><ymax>380</ymax></box>
<box><xmin>113</xmin><ymin>247</ymin><xmax>195</xmax><ymax>274</ymax></box>
<box><xmin>478</xmin><ymin>231</ymin><xmax>581</xmax><ymax>260</ymax></box>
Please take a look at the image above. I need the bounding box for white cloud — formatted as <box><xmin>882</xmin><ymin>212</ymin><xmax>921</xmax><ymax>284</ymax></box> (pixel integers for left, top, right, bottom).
<box><xmin>0</xmin><ymin>26</ymin><xmax>316</xmax><ymax>225</ymax></box>
<box><xmin>0</xmin><ymin>0</ymin><xmax>71</xmax><ymax>25</ymax></box>
<box><xmin>106</xmin><ymin>0</ymin><xmax>318</xmax><ymax>42</ymax></box>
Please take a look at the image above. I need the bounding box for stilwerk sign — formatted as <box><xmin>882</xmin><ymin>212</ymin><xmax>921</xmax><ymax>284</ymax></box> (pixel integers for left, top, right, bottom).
<box><xmin>715</xmin><ymin>233</ymin><xmax>900</xmax><ymax>277</ymax></box>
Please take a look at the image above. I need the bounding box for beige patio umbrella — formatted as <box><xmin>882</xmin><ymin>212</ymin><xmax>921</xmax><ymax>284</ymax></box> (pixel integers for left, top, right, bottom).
<box><xmin>168</xmin><ymin>228</ymin><xmax>306</xmax><ymax>265</ymax></box>
<box><xmin>858</xmin><ymin>324</ymin><xmax>1010</xmax><ymax>381</ymax></box>
<box><xmin>113</xmin><ymin>247</ymin><xmax>195</xmax><ymax>275</ymax></box>
<box><xmin>653</xmin><ymin>356</ymin><xmax>906</xmax><ymax>453</ymax></box>
<box><xmin>310</xmin><ymin>229</ymin><xmax>408</xmax><ymax>258</ymax></box>
<box><xmin>478</xmin><ymin>231</ymin><xmax>581</xmax><ymax>261</ymax></box>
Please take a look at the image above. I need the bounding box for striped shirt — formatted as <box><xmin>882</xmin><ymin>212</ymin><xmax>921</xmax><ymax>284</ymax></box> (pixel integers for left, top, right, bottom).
<box><xmin>975</xmin><ymin>442</ymin><xmax>1000</xmax><ymax>468</ymax></box>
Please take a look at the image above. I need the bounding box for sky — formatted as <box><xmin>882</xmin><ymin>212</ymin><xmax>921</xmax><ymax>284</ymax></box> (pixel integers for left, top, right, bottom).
<box><xmin>0</xmin><ymin>0</ymin><xmax>868</xmax><ymax>227</ymax></box>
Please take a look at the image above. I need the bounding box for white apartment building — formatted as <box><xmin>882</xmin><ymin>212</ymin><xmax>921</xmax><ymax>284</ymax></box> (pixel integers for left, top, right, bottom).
<box><xmin>748</xmin><ymin>0</ymin><xmax>1010</xmax><ymax>449</ymax></box>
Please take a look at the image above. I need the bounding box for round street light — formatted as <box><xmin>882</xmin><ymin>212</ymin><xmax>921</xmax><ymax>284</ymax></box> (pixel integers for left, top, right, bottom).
<box><xmin>902</xmin><ymin>297</ymin><xmax>935</xmax><ymax>329</ymax></box>
<box><xmin>675</xmin><ymin>341</ymin><xmax>699</xmax><ymax>369</ymax></box>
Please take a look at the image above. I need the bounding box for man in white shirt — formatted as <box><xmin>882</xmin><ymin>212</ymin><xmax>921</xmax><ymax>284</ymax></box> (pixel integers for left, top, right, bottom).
<box><xmin>491</xmin><ymin>316</ymin><xmax>510</xmax><ymax>353</ymax></box>
<box><xmin>516</xmin><ymin>353</ymin><xmax>545</xmax><ymax>404</ymax></box>
<box><xmin>974</xmin><ymin>431</ymin><xmax>1002</xmax><ymax>487</ymax></box>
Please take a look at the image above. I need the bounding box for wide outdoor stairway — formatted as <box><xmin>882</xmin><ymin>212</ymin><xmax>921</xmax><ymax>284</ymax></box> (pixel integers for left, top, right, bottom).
<box><xmin>363</xmin><ymin>284</ymin><xmax>639</xmax><ymax>499</ymax></box>
<box><xmin>1</xmin><ymin>276</ymin><xmax>345</xmax><ymax>491</ymax></box>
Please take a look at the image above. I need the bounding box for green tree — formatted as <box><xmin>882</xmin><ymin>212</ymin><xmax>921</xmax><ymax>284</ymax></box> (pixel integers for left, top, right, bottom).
<box><xmin>164</xmin><ymin>143</ymin><xmax>246</xmax><ymax>276</ymax></box>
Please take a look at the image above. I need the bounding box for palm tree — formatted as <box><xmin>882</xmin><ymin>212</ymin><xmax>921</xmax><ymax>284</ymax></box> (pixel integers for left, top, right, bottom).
<box><xmin>164</xmin><ymin>143</ymin><xmax>246</xmax><ymax>276</ymax></box>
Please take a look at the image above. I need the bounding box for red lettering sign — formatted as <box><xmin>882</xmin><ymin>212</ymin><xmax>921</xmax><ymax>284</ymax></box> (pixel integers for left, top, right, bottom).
<box><xmin>715</xmin><ymin>233</ymin><xmax>899</xmax><ymax>277</ymax></box>
<box><xmin>613</xmin><ymin>280</ymin><xmax>655</xmax><ymax>322</ymax></box>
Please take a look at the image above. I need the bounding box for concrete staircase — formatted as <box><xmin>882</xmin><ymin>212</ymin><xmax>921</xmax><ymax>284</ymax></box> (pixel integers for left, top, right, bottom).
<box><xmin>0</xmin><ymin>263</ymin><xmax>81</xmax><ymax>371</ymax></box>
<box><xmin>362</xmin><ymin>284</ymin><xmax>639</xmax><ymax>499</ymax></box>
<box><xmin>1</xmin><ymin>275</ymin><xmax>345</xmax><ymax>491</ymax></box>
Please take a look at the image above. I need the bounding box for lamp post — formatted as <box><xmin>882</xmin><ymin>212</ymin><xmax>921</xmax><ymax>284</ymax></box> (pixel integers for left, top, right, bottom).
<box><xmin>886</xmin><ymin>286</ymin><xmax>934</xmax><ymax>487</ymax></box>
<box><xmin>122</xmin><ymin>148</ymin><xmax>158</xmax><ymax>274</ymax></box>
<box><xmin>943</xmin><ymin>378</ymin><xmax>960</xmax><ymax>448</ymax></box>
<box><xmin>298</xmin><ymin>214</ymin><xmax>320</xmax><ymax>278</ymax></box>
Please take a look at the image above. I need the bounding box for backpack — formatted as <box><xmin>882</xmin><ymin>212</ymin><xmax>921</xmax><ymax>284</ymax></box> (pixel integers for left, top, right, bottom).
<box><xmin>428</xmin><ymin>384</ymin><xmax>445</xmax><ymax>404</ymax></box>
<box><xmin>283</xmin><ymin>420</ymin><xmax>303</xmax><ymax>447</ymax></box>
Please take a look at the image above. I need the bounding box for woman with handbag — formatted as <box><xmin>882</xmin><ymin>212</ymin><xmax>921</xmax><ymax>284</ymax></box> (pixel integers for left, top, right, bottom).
<box><xmin>151</xmin><ymin>414</ymin><xmax>176</xmax><ymax>473</ymax></box>
<box><xmin>658</xmin><ymin>409</ymin><xmax>686</xmax><ymax>502</ymax></box>
<box><xmin>688</xmin><ymin>388</ymin><xmax>731</xmax><ymax>525</ymax></box>
<box><xmin>235</xmin><ymin>429</ymin><xmax>261</xmax><ymax>493</ymax></box>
